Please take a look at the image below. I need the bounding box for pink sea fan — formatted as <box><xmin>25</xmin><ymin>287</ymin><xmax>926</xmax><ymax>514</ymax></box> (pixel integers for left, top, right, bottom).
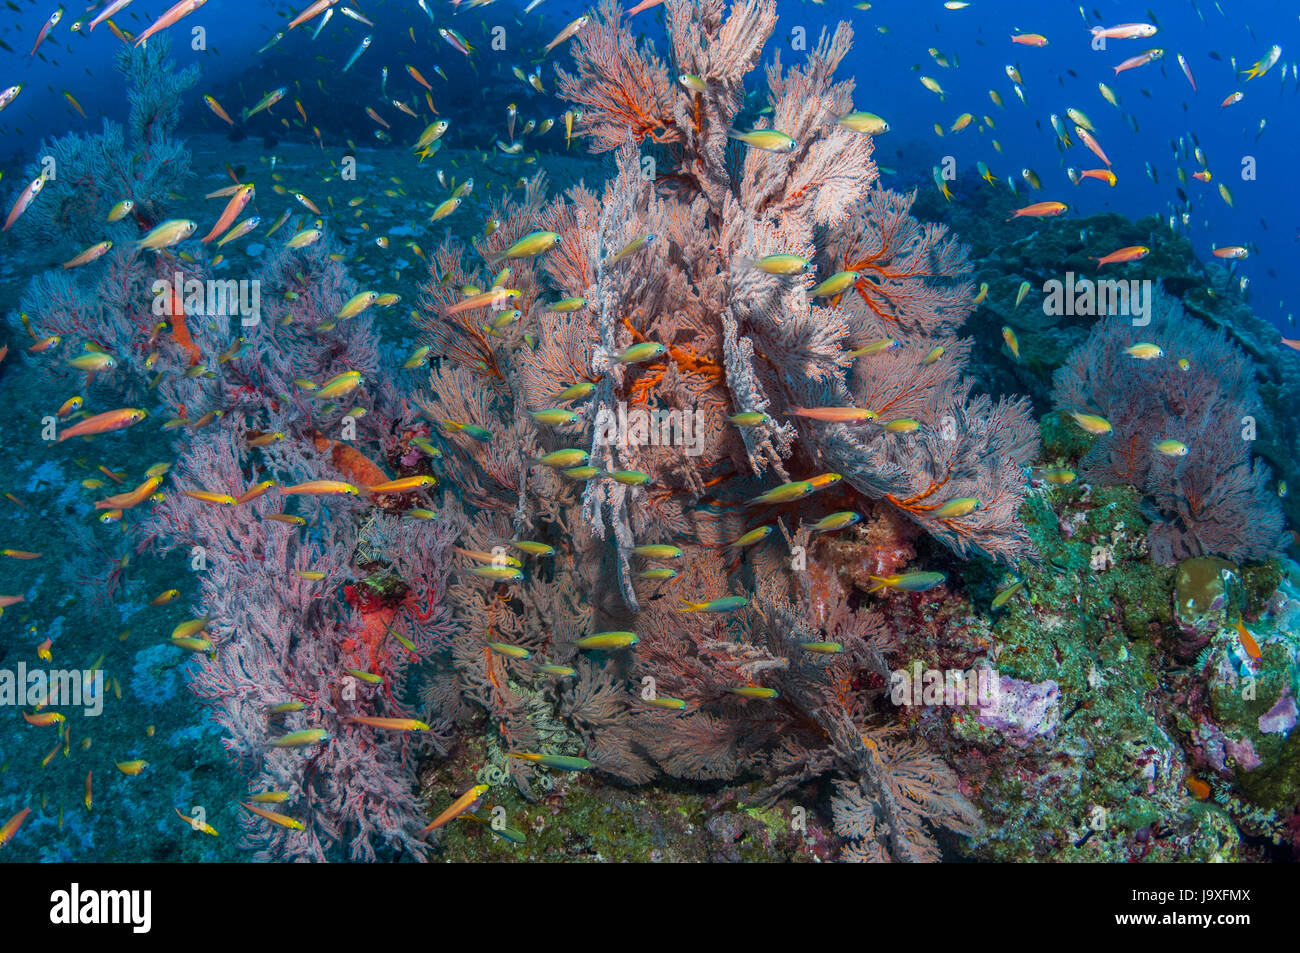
<box><xmin>1051</xmin><ymin>290</ymin><xmax>1286</xmax><ymax>564</ymax></box>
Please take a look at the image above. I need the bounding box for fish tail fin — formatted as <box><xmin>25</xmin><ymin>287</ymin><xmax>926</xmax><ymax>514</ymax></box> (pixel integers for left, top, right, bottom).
<box><xmin>677</xmin><ymin>600</ymin><xmax>701</xmax><ymax>612</ymax></box>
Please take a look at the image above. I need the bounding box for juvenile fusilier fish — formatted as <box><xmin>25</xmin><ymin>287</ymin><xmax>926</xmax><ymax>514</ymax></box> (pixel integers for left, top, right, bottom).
<box><xmin>848</xmin><ymin>339</ymin><xmax>899</xmax><ymax>358</ymax></box>
<box><xmin>543</xmin><ymin>14</ymin><xmax>591</xmax><ymax>54</ymax></box>
<box><xmin>216</xmin><ymin>216</ymin><xmax>260</xmax><ymax>247</ymax></box>
<box><xmin>636</xmin><ymin>568</ymin><xmax>678</xmax><ymax>580</ymax></box>
<box><xmin>608</xmin><ymin>234</ymin><xmax>655</xmax><ymax>264</ymax></box>
<box><xmin>990</xmin><ymin>580</ymin><xmax>1026</xmax><ymax>609</ymax></box>
<box><xmin>536</xmin><ymin>449</ymin><xmax>588</xmax><ymax>468</ymax></box>
<box><xmin>348</xmin><ymin>716</ymin><xmax>430</xmax><ymax>732</ymax></box>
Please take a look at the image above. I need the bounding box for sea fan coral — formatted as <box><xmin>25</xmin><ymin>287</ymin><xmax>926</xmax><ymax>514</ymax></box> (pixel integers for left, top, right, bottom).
<box><xmin>1051</xmin><ymin>289</ymin><xmax>1286</xmax><ymax>564</ymax></box>
<box><xmin>9</xmin><ymin>36</ymin><xmax>195</xmax><ymax>249</ymax></box>
<box><xmin>411</xmin><ymin>0</ymin><xmax>1021</xmax><ymax>861</ymax></box>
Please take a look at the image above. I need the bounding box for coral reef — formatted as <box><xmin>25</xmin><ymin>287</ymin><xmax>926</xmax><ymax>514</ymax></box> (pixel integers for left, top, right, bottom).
<box><xmin>412</xmin><ymin>0</ymin><xmax>1037</xmax><ymax>861</ymax></box>
<box><xmin>7</xmin><ymin>57</ymin><xmax>457</xmax><ymax>860</ymax></box>
<box><xmin>9</xmin><ymin>37</ymin><xmax>196</xmax><ymax>251</ymax></box>
<box><xmin>1051</xmin><ymin>289</ymin><xmax>1286</xmax><ymax>565</ymax></box>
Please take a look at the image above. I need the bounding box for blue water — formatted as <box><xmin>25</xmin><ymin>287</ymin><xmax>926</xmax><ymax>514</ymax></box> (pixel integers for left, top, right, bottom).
<box><xmin>4</xmin><ymin>0</ymin><xmax>1294</xmax><ymax>329</ymax></box>
<box><xmin>0</xmin><ymin>0</ymin><xmax>1298</xmax><ymax>867</ymax></box>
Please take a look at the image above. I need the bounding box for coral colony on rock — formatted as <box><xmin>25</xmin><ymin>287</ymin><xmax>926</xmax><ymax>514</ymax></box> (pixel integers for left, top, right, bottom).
<box><xmin>0</xmin><ymin>0</ymin><xmax>1298</xmax><ymax>871</ymax></box>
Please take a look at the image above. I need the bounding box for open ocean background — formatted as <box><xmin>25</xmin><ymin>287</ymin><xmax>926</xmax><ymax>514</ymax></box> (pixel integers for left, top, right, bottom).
<box><xmin>2</xmin><ymin>0</ymin><xmax>1297</xmax><ymax>330</ymax></box>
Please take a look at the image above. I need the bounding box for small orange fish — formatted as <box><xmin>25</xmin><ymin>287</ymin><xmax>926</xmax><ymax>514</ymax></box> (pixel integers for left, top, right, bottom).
<box><xmin>1232</xmin><ymin>618</ymin><xmax>1262</xmax><ymax>660</ymax></box>
<box><xmin>1114</xmin><ymin>49</ymin><xmax>1163</xmax><ymax>75</ymax></box>
<box><xmin>1010</xmin><ymin>33</ymin><xmax>1048</xmax><ymax>47</ymax></box>
<box><xmin>366</xmin><ymin>475</ymin><xmax>437</xmax><ymax>494</ymax></box>
<box><xmin>1</xmin><ymin>549</ymin><xmax>41</xmax><ymax>559</ymax></box>
<box><xmin>1075</xmin><ymin>127</ymin><xmax>1111</xmax><ymax>166</ymax></box>
<box><xmin>94</xmin><ymin>476</ymin><xmax>162</xmax><ymax>510</ymax></box>
<box><xmin>240</xmin><ymin>801</ymin><xmax>304</xmax><ymax>830</ymax></box>
<box><xmin>1008</xmin><ymin>201</ymin><xmax>1068</xmax><ymax>220</ymax></box>
<box><xmin>235</xmin><ymin>480</ymin><xmax>276</xmax><ymax>504</ymax></box>
<box><xmin>182</xmin><ymin>490</ymin><xmax>238</xmax><ymax>506</ymax></box>
<box><xmin>282</xmin><ymin>480</ymin><xmax>360</xmax><ymax>496</ymax></box>
<box><xmin>1185</xmin><ymin>776</ymin><xmax>1210</xmax><ymax>800</ymax></box>
<box><xmin>204</xmin><ymin>94</ymin><xmax>234</xmax><ymax>126</ymax></box>
<box><xmin>174</xmin><ymin>806</ymin><xmax>219</xmax><ymax>836</ymax></box>
<box><xmin>1093</xmin><ymin>245</ymin><xmax>1149</xmax><ymax>267</ymax></box>
<box><xmin>406</xmin><ymin>64</ymin><xmax>432</xmax><ymax>91</ymax></box>
<box><xmin>347</xmin><ymin>716</ymin><xmax>431</xmax><ymax>731</ymax></box>
<box><xmin>1079</xmin><ymin>168</ymin><xmax>1117</xmax><ymax>187</ymax></box>
<box><xmin>0</xmin><ymin>807</ymin><xmax>31</xmax><ymax>848</ymax></box>
<box><xmin>421</xmin><ymin>783</ymin><xmax>490</xmax><ymax>833</ymax></box>
<box><xmin>57</xmin><ymin>408</ymin><xmax>147</xmax><ymax>442</ymax></box>
<box><xmin>23</xmin><ymin>710</ymin><xmax>65</xmax><ymax>726</ymax></box>
<box><xmin>787</xmin><ymin>406</ymin><xmax>877</xmax><ymax>422</ymax></box>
